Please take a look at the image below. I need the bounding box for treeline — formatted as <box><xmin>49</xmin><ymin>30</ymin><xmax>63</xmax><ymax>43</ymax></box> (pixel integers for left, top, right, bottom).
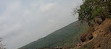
<box><xmin>77</xmin><ymin>0</ymin><xmax>111</xmax><ymax>27</ymax></box>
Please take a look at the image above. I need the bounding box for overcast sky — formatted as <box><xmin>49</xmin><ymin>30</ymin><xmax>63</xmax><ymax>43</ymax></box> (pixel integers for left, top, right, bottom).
<box><xmin>0</xmin><ymin>0</ymin><xmax>82</xmax><ymax>49</ymax></box>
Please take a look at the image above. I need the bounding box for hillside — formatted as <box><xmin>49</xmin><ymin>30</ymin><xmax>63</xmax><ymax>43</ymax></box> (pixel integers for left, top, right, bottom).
<box><xmin>19</xmin><ymin>21</ymin><xmax>88</xmax><ymax>49</ymax></box>
<box><xmin>74</xmin><ymin>18</ymin><xmax>111</xmax><ymax>49</ymax></box>
<box><xmin>74</xmin><ymin>0</ymin><xmax>111</xmax><ymax>49</ymax></box>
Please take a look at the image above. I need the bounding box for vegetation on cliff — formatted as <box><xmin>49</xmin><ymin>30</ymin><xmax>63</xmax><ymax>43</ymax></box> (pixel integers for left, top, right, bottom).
<box><xmin>78</xmin><ymin>0</ymin><xmax>111</xmax><ymax>27</ymax></box>
<box><xmin>75</xmin><ymin>0</ymin><xmax>111</xmax><ymax>49</ymax></box>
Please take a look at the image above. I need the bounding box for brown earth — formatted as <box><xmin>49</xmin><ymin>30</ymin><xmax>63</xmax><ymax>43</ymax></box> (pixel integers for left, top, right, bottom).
<box><xmin>75</xmin><ymin>18</ymin><xmax>111</xmax><ymax>49</ymax></box>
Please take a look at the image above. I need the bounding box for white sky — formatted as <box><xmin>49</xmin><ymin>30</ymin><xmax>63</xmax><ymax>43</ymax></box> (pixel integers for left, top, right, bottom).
<box><xmin>0</xmin><ymin>0</ymin><xmax>82</xmax><ymax>49</ymax></box>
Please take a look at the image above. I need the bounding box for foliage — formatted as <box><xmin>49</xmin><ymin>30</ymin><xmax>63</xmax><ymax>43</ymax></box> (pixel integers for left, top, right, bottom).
<box><xmin>77</xmin><ymin>0</ymin><xmax>111</xmax><ymax>26</ymax></box>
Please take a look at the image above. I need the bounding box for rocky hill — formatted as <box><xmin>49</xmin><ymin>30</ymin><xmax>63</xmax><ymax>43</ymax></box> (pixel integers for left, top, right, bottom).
<box><xmin>74</xmin><ymin>0</ymin><xmax>111</xmax><ymax>49</ymax></box>
<box><xmin>74</xmin><ymin>18</ymin><xmax>111</xmax><ymax>49</ymax></box>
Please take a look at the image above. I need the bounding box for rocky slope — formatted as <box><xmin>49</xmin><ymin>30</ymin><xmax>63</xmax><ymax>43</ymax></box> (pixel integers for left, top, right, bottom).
<box><xmin>75</xmin><ymin>18</ymin><xmax>111</xmax><ymax>49</ymax></box>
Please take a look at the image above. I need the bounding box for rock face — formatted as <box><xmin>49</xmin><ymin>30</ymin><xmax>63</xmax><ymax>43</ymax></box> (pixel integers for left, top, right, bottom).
<box><xmin>78</xmin><ymin>18</ymin><xmax>111</xmax><ymax>49</ymax></box>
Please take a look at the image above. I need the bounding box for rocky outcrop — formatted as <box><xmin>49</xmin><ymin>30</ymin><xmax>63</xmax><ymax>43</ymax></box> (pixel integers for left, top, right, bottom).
<box><xmin>76</xmin><ymin>18</ymin><xmax>111</xmax><ymax>49</ymax></box>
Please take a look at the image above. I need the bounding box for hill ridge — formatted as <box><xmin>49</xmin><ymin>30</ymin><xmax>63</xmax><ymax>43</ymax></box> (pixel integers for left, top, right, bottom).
<box><xmin>19</xmin><ymin>21</ymin><xmax>88</xmax><ymax>49</ymax></box>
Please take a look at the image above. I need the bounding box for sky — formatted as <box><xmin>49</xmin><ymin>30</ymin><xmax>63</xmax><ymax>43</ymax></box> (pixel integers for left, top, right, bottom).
<box><xmin>0</xmin><ymin>0</ymin><xmax>82</xmax><ymax>49</ymax></box>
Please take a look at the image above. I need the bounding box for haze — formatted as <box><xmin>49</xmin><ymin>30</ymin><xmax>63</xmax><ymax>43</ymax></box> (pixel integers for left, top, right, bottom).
<box><xmin>0</xmin><ymin>0</ymin><xmax>82</xmax><ymax>49</ymax></box>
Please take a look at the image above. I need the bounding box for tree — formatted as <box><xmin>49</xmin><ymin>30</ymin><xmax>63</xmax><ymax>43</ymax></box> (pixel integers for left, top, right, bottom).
<box><xmin>76</xmin><ymin>0</ymin><xmax>111</xmax><ymax>27</ymax></box>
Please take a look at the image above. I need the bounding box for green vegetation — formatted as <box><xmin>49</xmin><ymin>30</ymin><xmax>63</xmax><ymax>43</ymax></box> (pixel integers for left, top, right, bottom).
<box><xmin>78</xmin><ymin>0</ymin><xmax>111</xmax><ymax>26</ymax></box>
<box><xmin>19</xmin><ymin>21</ymin><xmax>88</xmax><ymax>49</ymax></box>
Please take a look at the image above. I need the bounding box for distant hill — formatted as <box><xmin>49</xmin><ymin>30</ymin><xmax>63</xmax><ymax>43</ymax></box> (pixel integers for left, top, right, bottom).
<box><xmin>19</xmin><ymin>21</ymin><xmax>88</xmax><ymax>49</ymax></box>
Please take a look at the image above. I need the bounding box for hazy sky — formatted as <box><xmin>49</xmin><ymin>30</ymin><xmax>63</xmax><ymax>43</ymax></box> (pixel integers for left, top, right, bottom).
<box><xmin>0</xmin><ymin>0</ymin><xmax>82</xmax><ymax>49</ymax></box>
